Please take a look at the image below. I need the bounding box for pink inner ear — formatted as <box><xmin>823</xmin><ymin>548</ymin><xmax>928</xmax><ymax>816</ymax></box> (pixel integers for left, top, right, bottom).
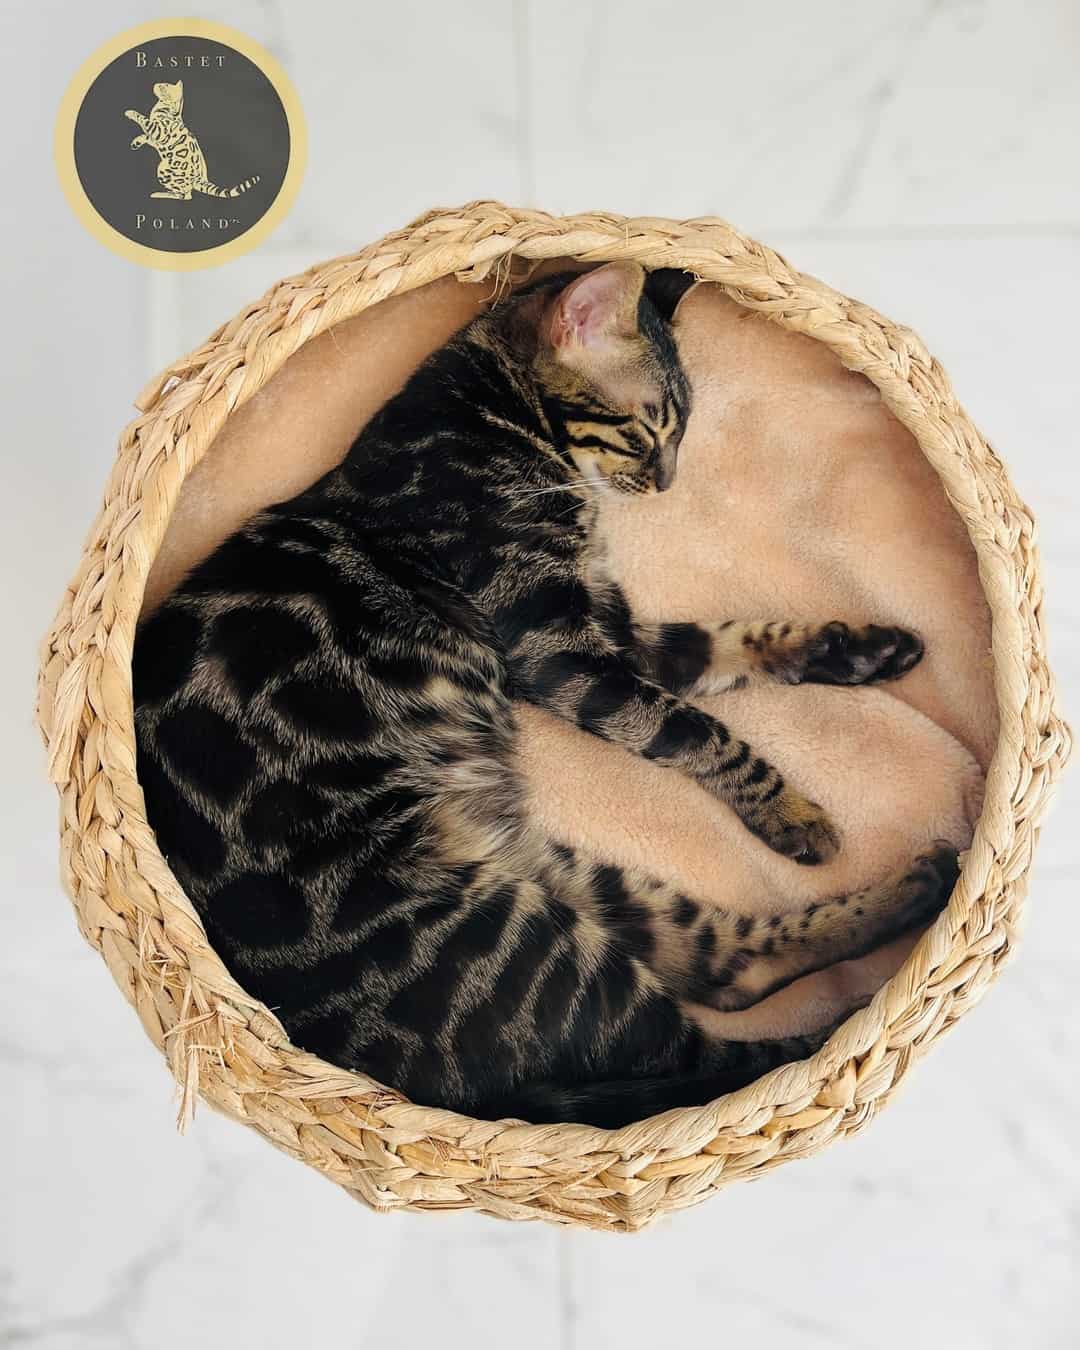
<box><xmin>551</xmin><ymin>268</ymin><xmax>634</xmax><ymax>351</ymax></box>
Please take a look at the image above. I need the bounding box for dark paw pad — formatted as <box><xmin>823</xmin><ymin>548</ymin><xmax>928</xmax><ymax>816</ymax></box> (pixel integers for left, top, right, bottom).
<box><xmin>906</xmin><ymin>841</ymin><xmax>961</xmax><ymax>921</ymax></box>
<box><xmin>801</xmin><ymin>622</ymin><xmax>924</xmax><ymax>686</ymax></box>
<box><xmin>914</xmin><ymin>840</ymin><xmax>961</xmax><ymax>891</ymax></box>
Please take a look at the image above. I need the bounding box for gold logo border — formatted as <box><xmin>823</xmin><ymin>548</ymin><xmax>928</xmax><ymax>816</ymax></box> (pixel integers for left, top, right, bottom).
<box><xmin>55</xmin><ymin>17</ymin><xmax>307</xmax><ymax>271</ymax></box>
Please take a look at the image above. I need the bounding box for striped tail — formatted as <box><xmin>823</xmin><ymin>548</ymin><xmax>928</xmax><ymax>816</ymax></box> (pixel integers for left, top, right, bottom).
<box><xmin>199</xmin><ymin>175</ymin><xmax>260</xmax><ymax>198</ymax></box>
<box><xmin>474</xmin><ymin>1025</ymin><xmax>842</xmax><ymax>1129</ymax></box>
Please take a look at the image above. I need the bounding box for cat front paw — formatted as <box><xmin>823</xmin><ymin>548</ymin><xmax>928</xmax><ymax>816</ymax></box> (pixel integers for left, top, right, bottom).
<box><xmin>798</xmin><ymin>622</ymin><xmax>924</xmax><ymax>686</ymax></box>
<box><xmin>743</xmin><ymin>787</ymin><xmax>840</xmax><ymax>866</ymax></box>
<box><xmin>124</xmin><ymin>109</ymin><xmax>141</xmax><ymax>123</ymax></box>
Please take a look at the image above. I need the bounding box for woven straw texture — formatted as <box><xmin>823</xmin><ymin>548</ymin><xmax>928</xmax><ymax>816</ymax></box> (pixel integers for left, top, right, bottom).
<box><xmin>36</xmin><ymin>203</ymin><xmax>1070</xmax><ymax>1231</ymax></box>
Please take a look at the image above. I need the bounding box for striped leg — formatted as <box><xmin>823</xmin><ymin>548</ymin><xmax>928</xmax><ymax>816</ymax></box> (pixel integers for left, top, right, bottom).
<box><xmin>630</xmin><ymin>619</ymin><xmax>924</xmax><ymax>696</ymax></box>
<box><xmin>511</xmin><ymin>623</ymin><xmax>840</xmax><ymax>864</ymax></box>
<box><xmin>539</xmin><ymin>840</ymin><xmax>959</xmax><ymax>1012</ymax></box>
<box><xmin>463</xmin><ymin>840</ymin><xmax>959</xmax><ymax>1127</ymax></box>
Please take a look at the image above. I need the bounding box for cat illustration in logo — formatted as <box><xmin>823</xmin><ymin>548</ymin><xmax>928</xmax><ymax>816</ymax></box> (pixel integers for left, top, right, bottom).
<box><xmin>124</xmin><ymin>80</ymin><xmax>260</xmax><ymax>200</ymax></box>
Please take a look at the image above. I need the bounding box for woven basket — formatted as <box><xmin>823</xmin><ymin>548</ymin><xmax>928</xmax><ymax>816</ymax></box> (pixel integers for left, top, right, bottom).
<box><xmin>36</xmin><ymin>203</ymin><xmax>1070</xmax><ymax>1231</ymax></box>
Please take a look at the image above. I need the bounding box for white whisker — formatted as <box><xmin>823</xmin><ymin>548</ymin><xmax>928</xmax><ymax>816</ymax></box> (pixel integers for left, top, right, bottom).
<box><xmin>503</xmin><ymin>478</ymin><xmax>605</xmax><ymax>505</ymax></box>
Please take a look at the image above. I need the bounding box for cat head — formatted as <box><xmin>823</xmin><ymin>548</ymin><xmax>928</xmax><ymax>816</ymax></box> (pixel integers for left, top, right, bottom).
<box><xmin>152</xmin><ymin>81</ymin><xmax>184</xmax><ymax>110</ymax></box>
<box><xmin>529</xmin><ymin>263</ymin><xmax>693</xmax><ymax>495</ymax></box>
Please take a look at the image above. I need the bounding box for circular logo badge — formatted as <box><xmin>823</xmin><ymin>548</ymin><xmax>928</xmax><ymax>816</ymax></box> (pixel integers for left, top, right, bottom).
<box><xmin>55</xmin><ymin>19</ymin><xmax>305</xmax><ymax>270</ymax></box>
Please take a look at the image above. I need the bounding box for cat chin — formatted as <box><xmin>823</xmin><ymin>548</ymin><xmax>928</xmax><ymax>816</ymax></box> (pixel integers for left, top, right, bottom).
<box><xmin>573</xmin><ymin>459</ymin><xmax>615</xmax><ymax>497</ymax></box>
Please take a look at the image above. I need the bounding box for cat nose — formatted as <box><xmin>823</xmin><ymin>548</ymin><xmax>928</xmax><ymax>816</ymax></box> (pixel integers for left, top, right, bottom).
<box><xmin>653</xmin><ymin>428</ymin><xmax>683</xmax><ymax>491</ymax></box>
<box><xmin>654</xmin><ymin>456</ymin><xmax>676</xmax><ymax>491</ymax></box>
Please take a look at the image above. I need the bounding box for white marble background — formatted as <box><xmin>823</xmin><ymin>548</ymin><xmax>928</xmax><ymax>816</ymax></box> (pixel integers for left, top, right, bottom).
<box><xmin>3</xmin><ymin>1</ymin><xmax>1079</xmax><ymax>1346</ymax></box>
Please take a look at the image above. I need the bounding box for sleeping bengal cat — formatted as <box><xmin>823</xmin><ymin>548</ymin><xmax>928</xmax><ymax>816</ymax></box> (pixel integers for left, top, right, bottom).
<box><xmin>133</xmin><ymin>263</ymin><xmax>957</xmax><ymax>1127</ymax></box>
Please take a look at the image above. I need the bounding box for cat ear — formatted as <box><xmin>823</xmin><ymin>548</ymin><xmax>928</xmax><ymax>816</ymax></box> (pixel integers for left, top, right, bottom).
<box><xmin>549</xmin><ymin>263</ymin><xmax>646</xmax><ymax>354</ymax></box>
<box><xmin>176</xmin><ymin>80</ymin><xmax>184</xmax><ymax>94</ymax></box>
<box><xmin>643</xmin><ymin>268</ymin><xmax>698</xmax><ymax>323</ymax></box>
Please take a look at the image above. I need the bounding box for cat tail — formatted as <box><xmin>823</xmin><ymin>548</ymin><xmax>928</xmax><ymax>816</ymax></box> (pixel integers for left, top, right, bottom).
<box><xmin>480</xmin><ymin>1023</ymin><xmax>844</xmax><ymax>1129</ymax></box>
<box><xmin>199</xmin><ymin>175</ymin><xmax>261</xmax><ymax>197</ymax></box>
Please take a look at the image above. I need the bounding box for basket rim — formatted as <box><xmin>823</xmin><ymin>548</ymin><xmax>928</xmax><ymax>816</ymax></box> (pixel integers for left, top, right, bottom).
<box><xmin>36</xmin><ymin>201</ymin><xmax>1070</xmax><ymax>1229</ymax></box>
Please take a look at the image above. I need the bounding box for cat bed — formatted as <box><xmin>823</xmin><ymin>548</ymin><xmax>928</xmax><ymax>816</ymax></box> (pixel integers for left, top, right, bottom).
<box><xmin>37</xmin><ymin>203</ymin><xmax>1069</xmax><ymax>1231</ymax></box>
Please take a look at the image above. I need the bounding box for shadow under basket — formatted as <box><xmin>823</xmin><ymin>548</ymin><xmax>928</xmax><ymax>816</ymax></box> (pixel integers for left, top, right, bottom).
<box><xmin>36</xmin><ymin>203</ymin><xmax>1070</xmax><ymax>1231</ymax></box>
